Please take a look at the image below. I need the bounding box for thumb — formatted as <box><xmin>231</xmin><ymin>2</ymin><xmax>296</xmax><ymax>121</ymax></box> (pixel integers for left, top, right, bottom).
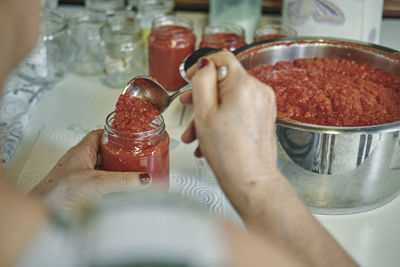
<box><xmin>88</xmin><ymin>170</ymin><xmax>152</xmax><ymax>196</ymax></box>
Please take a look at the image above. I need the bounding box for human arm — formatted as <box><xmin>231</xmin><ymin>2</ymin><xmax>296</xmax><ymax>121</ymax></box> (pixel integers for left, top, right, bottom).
<box><xmin>0</xmin><ymin>0</ymin><xmax>41</xmax><ymax>86</ymax></box>
<box><xmin>0</xmin><ymin>1</ymin><xmax>50</xmax><ymax>265</ymax></box>
<box><xmin>0</xmin><ymin>178</ymin><xmax>48</xmax><ymax>267</ymax></box>
<box><xmin>0</xmin><ymin>129</ymin><xmax>151</xmax><ymax>265</ymax></box>
<box><xmin>181</xmin><ymin>51</ymin><xmax>357</xmax><ymax>266</ymax></box>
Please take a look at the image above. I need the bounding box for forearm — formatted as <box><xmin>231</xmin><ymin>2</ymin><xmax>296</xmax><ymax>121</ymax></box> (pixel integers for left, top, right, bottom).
<box><xmin>230</xmin><ymin>171</ymin><xmax>356</xmax><ymax>267</ymax></box>
<box><xmin>0</xmin><ymin>175</ymin><xmax>49</xmax><ymax>266</ymax></box>
<box><xmin>0</xmin><ymin>0</ymin><xmax>40</xmax><ymax>86</ymax></box>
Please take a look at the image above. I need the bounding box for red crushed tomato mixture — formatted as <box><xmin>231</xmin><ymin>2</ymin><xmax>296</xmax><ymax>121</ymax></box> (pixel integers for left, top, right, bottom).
<box><xmin>149</xmin><ymin>25</ymin><xmax>196</xmax><ymax>91</ymax></box>
<box><xmin>101</xmin><ymin>91</ymin><xmax>169</xmax><ymax>183</ymax></box>
<box><xmin>248</xmin><ymin>57</ymin><xmax>400</xmax><ymax>127</ymax></box>
<box><xmin>112</xmin><ymin>91</ymin><xmax>161</xmax><ymax>132</ymax></box>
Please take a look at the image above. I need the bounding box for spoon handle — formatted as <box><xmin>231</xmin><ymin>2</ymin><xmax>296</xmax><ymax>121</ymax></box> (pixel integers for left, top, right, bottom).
<box><xmin>168</xmin><ymin>83</ymin><xmax>192</xmax><ymax>106</ymax></box>
<box><xmin>168</xmin><ymin>65</ymin><xmax>228</xmax><ymax>106</ymax></box>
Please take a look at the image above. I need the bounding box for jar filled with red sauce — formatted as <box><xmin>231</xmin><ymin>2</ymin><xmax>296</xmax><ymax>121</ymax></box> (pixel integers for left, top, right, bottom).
<box><xmin>253</xmin><ymin>24</ymin><xmax>297</xmax><ymax>42</ymax></box>
<box><xmin>199</xmin><ymin>24</ymin><xmax>246</xmax><ymax>51</ymax></box>
<box><xmin>148</xmin><ymin>16</ymin><xmax>196</xmax><ymax>91</ymax></box>
<box><xmin>101</xmin><ymin>93</ymin><xmax>170</xmax><ymax>185</ymax></box>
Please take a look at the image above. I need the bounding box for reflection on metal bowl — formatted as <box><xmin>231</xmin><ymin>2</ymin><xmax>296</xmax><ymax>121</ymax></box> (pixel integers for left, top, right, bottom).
<box><xmin>235</xmin><ymin>38</ymin><xmax>400</xmax><ymax>214</ymax></box>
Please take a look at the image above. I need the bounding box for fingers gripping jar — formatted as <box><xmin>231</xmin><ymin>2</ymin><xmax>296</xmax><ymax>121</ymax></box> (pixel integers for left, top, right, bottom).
<box><xmin>101</xmin><ymin>112</ymin><xmax>170</xmax><ymax>185</ymax></box>
<box><xmin>148</xmin><ymin>16</ymin><xmax>196</xmax><ymax>91</ymax></box>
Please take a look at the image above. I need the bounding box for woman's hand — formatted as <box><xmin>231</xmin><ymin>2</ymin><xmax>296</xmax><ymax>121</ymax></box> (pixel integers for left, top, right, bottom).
<box><xmin>32</xmin><ymin>129</ymin><xmax>151</xmax><ymax>213</ymax></box>
<box><xmin>181</xmin><ymin>51</ymin><xmax>356</xmax><ymax>267</ymax></box>
<box><xmin>180</xmin><ymin>51</ymin><xmax>281</xmax><ymax>215</ymax></box>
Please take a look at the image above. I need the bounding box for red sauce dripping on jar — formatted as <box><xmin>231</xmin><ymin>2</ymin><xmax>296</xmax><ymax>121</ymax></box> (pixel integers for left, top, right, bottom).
<box><xmin>148</xmin><ymin>16</ymin><xmax>196</xmax><ymax>91</ymax></box>
<box><xmin>101</xmin><ymin>91</ymin><xmax>170</xmax><ymax>184</ymax></box>
<box><xmin>199</xmin><ymin>24</ymin><xmax>246</xmax><ymax>51</ymax></box>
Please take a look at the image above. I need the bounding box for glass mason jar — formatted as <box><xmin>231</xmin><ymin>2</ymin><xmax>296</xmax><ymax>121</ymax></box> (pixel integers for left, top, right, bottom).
<box><xmin>17</xmin><ymin>10</ymin><xmax>69</xmax><ymax>85</ymax></box>
<box><xmin>100</xmin><ymin>11</ymin><xmax>144</xmax><ymax>88</ymax></box>
<box><xmin>253</xmin><ymin>24</ymin><xmax>297</xmax><ymax>42</ymax></box>
<box><xmin>209</xmin><ymin>0</ymin><xmax>262</xmax><ymax>43</ymax></box>
<box><xmin>199</xmin><ymin>24</ymin><xmax>246</xmax><ymax>51</ymax></box>
<box><xmin>69</xmin><ymin>13</ymin><xmax>104</xmax><ymax>75</ymax></box>
<box><xmin>148</xmin><ymin>16</ymin><xmax>196</xmax><ymax>91</ymax></box>
<box><xmin>85</xmin><ymin>0</ymin><xmax>126</xmax><ymax>21</ymax></box>
<box><xmin>136</xmin><ymin>0</ymin><xmax>175</xmax><ymax>48</ymax></box>
<box><xmin>101</xmin><ymin>112</ymin><xmax>170</xmax><ymax>185</ymax></box>
<box><xmin>42</xmin><ymin>0</ymin><xmax>58</xmax><ymax>9</ymax></box>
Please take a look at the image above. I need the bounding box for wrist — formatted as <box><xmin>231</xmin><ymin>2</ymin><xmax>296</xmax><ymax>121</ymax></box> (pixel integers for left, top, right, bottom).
<box><xmin>237</xmin><ymin>171</ymin><xmax>303</xmax><ymax>227</ymax></box>
<box><xmin>225</xmin><ymin>168</ymin><xmax>289</xmax><ymax>222</ymax></box>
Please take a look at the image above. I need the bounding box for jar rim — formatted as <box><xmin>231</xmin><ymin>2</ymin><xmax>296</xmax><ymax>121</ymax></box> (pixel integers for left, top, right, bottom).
<box><xmin>151</xmin><ymin>15</ymin><xmax>193</xmax><ymax>31</ymax></box>
<box><xmin>137</xmin><ymin>0</ymin><xmax>174</xmax><ymax>13</ymax></box>
<box><xmin>203</xmin><ymin>24</ymin><xmax>245</xmax><ymax>37</ymax></box>
<box><xmin>85</xmin><ymin>0</ymin><xmax>126</xmax><ymax>12</ymax></box>
<box><xmin>104</xmin><ymin>111</ymin><xmax>166</xmax><ymax>141</ymax></box>
<box><xmin>254</xmin><ymin>24</ymin><xmax>297</xmax><ymax>37</ymax></box>
<box><xmin>101</xmin><ymin>15</ymin><xmax>141</xmax><ymax>40</ymax></box>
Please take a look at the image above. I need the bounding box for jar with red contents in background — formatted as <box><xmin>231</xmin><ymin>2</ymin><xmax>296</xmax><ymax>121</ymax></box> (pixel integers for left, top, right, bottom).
<box><xmin>101</xmin><ymin>112</ymin><xmax>170</xmax><ymax>186</ymax></box>
<box><xmin>148</xmin><ymin>16</ymin><xmax>196</xmax><ymax>91</ymax></box>
<box><xmin>199</xmin><ymin>24</ymin><xmax>246</xmax><ymax>51</ymax></box>
<box><xmin>253</xmin><ymin>24</ymin><xmax>297</xmax><ymax>42</ymax></box>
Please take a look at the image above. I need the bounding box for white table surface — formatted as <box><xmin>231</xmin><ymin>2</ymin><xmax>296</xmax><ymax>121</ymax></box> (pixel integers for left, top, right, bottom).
<box><xmin>6</xmin><ymin>9</ymin><xmax>400</xmax><ymax>267</ymax></box>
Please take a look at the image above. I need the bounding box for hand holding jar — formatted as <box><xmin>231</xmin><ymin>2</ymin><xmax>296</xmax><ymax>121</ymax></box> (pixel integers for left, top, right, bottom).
<box><xmin>32</xmin><ymin>130</ymin><xmax>151</xmax><ymax>213</ymax></box>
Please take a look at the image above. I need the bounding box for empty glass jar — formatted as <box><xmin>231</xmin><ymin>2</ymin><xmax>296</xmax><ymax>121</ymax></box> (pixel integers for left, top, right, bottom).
<box><xmin>17</xmin><ymin>11</ymin><xmax>70</xmax><ymax>85</ymax></box>
<box><xmin>100</xmin><ymin>12</ymin><xmax>144</xmax><ymax>88</ymax></box>
<box><xmin>209</xmin><ymin>0</ymin><xmax>262</xmax><ymax>43</ymax></box>
<box><xmin>136</xmin><ymin>0</ymin><xmax>174</xmax><ymax>48</ymax></box>
<box><xmin>69</xmin><ymin>13</ymin><xmax>104</xmax><ymax>75</ymax></box>
<box><xmin>85</xmin><ymin>0</ymin><xmax>126</xmax><ymax>21</ymax></box>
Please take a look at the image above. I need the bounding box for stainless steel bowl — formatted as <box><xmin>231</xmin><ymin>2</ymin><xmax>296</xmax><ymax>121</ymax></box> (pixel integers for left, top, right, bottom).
<box><xmin>235</xmin><ymin>38</ymin><xmax>400</xmax><ymax>214</ymax></box>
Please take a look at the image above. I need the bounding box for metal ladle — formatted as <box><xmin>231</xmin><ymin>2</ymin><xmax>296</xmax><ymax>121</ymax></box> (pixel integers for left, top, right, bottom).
<box><xmin>122</xmin><ymin>65</ymin><xmax>228</xmax><ymax>114</ymax></box>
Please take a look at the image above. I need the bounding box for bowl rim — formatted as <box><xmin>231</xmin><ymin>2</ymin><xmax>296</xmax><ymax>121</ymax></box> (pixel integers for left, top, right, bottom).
<box><xmin>234</xmin><ymin>37</ymin><xmax>400</xmax><ymax>134</ymax></box>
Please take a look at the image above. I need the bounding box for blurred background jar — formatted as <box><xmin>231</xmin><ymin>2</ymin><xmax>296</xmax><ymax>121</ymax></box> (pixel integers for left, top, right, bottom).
<box><xmin>136</xmin><ymin>0</ymin><xmax>175</xmax><ymax>48</ymax></box>
<box><xmin>126</xmin><ymin>0</ymin><xmax>137</xmax><ymax>11</ymax></box>
<box><xmin>16</xmin><ymin>11</ymin><xmax>70</xmax><ymax>85</ymax></box>
<box><xmin>85</xmin><ymin>0</ymin><xmax>126</xmax><ymax>21</ymax></box>
<box><xmin>209</xmin><ymin>0</ymin><xmax>262</xmax><ymax>43</ymax></box>
<box><xmin>42</xmin><ymin>0</ymin><xmax>58</xmax><ymax>9</ymax></box>
<box><xmin>148</xmin><ymin>15</ymin><xmax>196</xmax><ymax>91</ymax></box>
<box><xmin>254</xmin><ymin>24</ymin><xmax>297</xmax><ymax>42</ymax></box>
<box><xmin>199</xmin><ymin>24</ymin><xmax>246</xmax><ymax>51</ymax></box>
<box><xmin>69</xmin><ymin>13</ymin><xmax>104</xmax><ymax>75</ymax></box>
<box><xmin>100</xmin><ymin>11</ymin><xmax>144</xmax><ymax>88</ymax></box>
<box><xmin>281</xmin><ymin>0</ymin><xmax>384</xmax><ymax>44</ymax></box>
